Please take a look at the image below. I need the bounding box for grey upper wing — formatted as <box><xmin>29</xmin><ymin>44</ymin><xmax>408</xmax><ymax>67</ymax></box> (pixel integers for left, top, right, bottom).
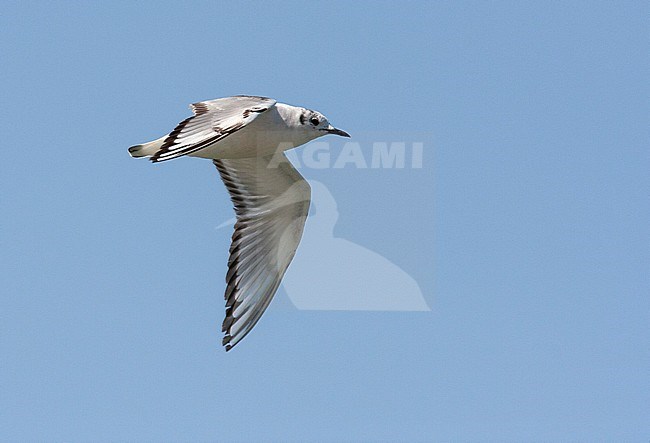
<box><xmin>214</xmin><ymin>154</ymin><xmax>311</xmax><ymax>351</ymax></box>
<box><xmin>151</xmin><ymin>96</ymin><xmax>277</xmax><ymax>162</ymax></box>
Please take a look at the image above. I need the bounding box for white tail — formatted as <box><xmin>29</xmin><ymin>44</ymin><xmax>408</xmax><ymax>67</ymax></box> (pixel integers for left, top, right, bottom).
<box><xmin>128</xmin><ymin>135</ymin><xmax>167</xmax><ymax>158</ymax></box>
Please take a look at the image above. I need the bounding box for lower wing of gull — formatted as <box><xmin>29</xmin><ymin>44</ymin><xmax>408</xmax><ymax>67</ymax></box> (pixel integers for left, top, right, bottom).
<box><xmin>214</xmin><ymin>154</ymin><xmax>311</xmax><ymax>350</ymax></box>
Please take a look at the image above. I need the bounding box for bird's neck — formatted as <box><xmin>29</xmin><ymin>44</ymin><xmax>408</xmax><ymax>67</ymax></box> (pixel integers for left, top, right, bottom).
<box><xmin>274</xmin><ymin>103</ymin><xmax>302</xmax><ymax>128</ymax></box>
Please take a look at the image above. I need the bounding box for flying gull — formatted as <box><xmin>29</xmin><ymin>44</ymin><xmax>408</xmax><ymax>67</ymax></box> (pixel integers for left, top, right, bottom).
<box><xmin>128</xmin><ymin>95</ymin><xmax>350</xmax><ymax>351</ymax></box>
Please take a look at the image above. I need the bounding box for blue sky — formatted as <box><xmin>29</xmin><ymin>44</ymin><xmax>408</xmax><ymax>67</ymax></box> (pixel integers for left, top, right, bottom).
<box><xmin>1</xmin><ymin>1</ymin><xmax>648</xmax><ymax>441</ymax></box>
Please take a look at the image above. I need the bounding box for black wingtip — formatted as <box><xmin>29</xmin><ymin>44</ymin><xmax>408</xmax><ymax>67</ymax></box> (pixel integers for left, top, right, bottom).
<box><xmin>222</xmin><ymin>316</ymin><xmax>234</xmax><ymax>332</ymax></box>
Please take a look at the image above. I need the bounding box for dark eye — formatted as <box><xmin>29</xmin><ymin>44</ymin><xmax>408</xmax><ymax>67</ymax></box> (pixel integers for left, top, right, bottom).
<box><xmin>310</xmin><ymin>117</ymin><xmax>319</xmax><ymax>126</ymax></box>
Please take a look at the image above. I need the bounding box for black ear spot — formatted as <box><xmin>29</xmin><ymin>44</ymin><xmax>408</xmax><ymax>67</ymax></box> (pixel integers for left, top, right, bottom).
<box><xmin>299</xmin><ymin>113</ymin><xmax>306</xmax><ymax>125</ymax></box>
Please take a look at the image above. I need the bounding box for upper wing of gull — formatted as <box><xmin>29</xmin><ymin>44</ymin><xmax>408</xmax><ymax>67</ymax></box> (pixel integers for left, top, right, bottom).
<box><xmin>214</xmin><ymin>154</ymin><xmax>311</xmax><ymax>351</ymax></box>
<box><xmin>151</xmin><ymin>95</ymin><xmax>277</xmax><ymax>162</ymax></box>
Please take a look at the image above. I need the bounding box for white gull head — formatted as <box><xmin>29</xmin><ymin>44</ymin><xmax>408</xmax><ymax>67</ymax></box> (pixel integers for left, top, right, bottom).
<box><xmin>274</xmin><ymin>103</ymin><xmax>350</xmax><ymax>148</ymax></box>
